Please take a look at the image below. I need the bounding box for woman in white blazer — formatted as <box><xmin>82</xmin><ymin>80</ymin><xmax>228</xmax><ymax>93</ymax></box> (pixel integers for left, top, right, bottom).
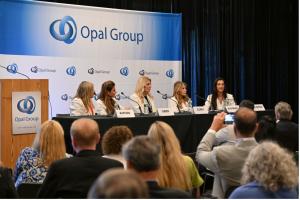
<box><xmin>130</xmin><ymin>76</ymin><xmax>157</xmax><ymax>114</ymax></box>
<box><xmin>95</xmin><ymin>80</ymin><xmax>122</xmax><ymax>116</ymax></box>
<box><xmin>70</xmin><ymin>81</ymin><xmax>95</xmax><ymax>116</ymax></box>
<box><xmin>168</xmin><ymin>81</ymin><xmax>192</xmax><ymax>113</ymax></box>
<box><xmin>204</xmin><ymin>77</ymin><xmax>236</xmax><ymax>111</ymax></box>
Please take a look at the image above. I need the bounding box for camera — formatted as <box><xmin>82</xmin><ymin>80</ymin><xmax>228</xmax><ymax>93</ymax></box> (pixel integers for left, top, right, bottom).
<box><xmin>224</xmin><ymin>114</ymin><xmax>234</xmax><ymax>124</ymax></box>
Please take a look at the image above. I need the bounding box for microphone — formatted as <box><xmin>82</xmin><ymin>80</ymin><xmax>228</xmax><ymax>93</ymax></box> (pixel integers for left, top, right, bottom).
<box><xmin>0</xmin><ymin>64</ymin><xmax>30</xmax><ymax>79</ymax></box>
<box><xmin>120</xmin><ymin>92</ymin><xmax>143</xmax><ymax>114</ymax></box>
<box><xmin>157</xmin><ymin>90</ymin><xmax>181</xmax><ymax>113</ymax></box>
<box><xmin>195</xmin><ymin>94</ymin><xmax>213</xmax><ymax>111</ymax></box>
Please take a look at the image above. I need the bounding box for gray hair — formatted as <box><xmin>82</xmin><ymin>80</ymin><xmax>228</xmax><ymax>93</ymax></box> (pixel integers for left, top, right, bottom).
<box><xmin>275</xmin><ymin>101</ymin><xmax>293</xmax><ymax>120</ymax></box>
<box><xmin>87</xmin><ymin>168</ymin><xmax>148</xmax><ymax>198</ymax></box>
<box><xmin>122</xmin><ymin>135</ymin><xmax>161</xmax><ymax>172</ymax></box>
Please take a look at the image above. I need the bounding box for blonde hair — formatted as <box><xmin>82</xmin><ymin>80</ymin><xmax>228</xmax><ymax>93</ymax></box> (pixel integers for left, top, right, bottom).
<box><xmin>275</xmin><ymin>101</ymin><xmax>293</xmax><ymax>120</ymax></box>
<box><xmin>173</xmin><ymin>81</ymin><xmax>189</xmax><ymax>108</ymax></box>
<box><xmin>241</xmin><ymin>141</ymin><xmax>298</xmax><ymax>192</ymax></box>
<box><xmin>75</xmin><ymin>81</ymin><xmax>95</xmax><ymax>112</ymax></box>
<box><xmin>134</xmin><ymin>76</ymin><xmax>152</xmax><ymax>103</ymax></box>
<box><xmin>147</xmin><ymin>121</ymin><xmax>191</xmax><ymax>190</ymax></box>
<box><xmin>33</xmin><ymin>120</ymin><xmax>66</xmax><ymax>167</ymax></box>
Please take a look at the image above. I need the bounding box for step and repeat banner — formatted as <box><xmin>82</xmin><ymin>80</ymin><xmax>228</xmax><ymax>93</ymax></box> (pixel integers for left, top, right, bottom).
<box><xmin>0</xmin><ymin>0</ymin><xmax>182</xmax><ymax>117</ymax></box>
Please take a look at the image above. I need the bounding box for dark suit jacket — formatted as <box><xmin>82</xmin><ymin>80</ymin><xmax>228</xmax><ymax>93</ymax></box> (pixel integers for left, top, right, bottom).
<box><xmin>274</xmin><ymin>120</ymin><xmax>298</xmax><ymax>152</ymax></box>
<box><xmin>147</xmin><ymin>181</ymin><xmax>192</xmax><ymax>199</ymax></box>
<box><xmin>37</xmin><ymin>150</ymin><xmax>123</xmax><ymax>198</ymax></box>
<box><xmin>0</xmin><ymin>167</ymin><xmax>18</xmax><ymax>198</ymax></box>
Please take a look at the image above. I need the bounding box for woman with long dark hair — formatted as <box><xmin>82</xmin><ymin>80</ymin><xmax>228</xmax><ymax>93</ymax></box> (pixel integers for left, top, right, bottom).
<box><xmin>204</xmin><ymin>77</ymin><xmax>236</xmax><ymax>111</ymax></box>
<box><xmin>96</xmin><ymin>80</ymin><xmax>122</xmax><ymax>116</ymax></box>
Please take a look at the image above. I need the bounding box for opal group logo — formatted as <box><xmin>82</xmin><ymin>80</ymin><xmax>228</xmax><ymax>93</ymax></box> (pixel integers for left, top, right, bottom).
<box><xmin>139</xmin><ymin>70</ymin><xmax>145</xmax><ymax>76</ymax></box>
<box><xmin>50</xmin><ymin>16</ymin><xmax>77</xmax><ymax>44</ymax></box>
<box><xmin>7</xmin><ymin>63</ymin><xmax>18</xmax><ymax>74</ymax></box>
<box><xmin>17</xmin><ymin>96</ymin><xmax>36</xmax><ymax>114</ymax></box>
<box><xmin>120</xmin><ymin>66</ymin><xmax>129</xmax><ymax>76</ymax></box>
<box><xmin>166</xmin><ymin>69</ymin><xmax>174</xmax><ymax>78</ymax></box>
<box><xmin>61</xmin><ymin>94</ymin><xmax>69</xmax><ymax>101</ymax></box>
<box><xmin>88</xmin><ymin>68</ymin><xmax>94</xmax><ymax>74</ymax></box>
<box><xmin>31</xmin><ymin>66</ymin><xmax>38</xmax><ymax>73</ymax></box>
<box><xmin>66</xmin><ymin>66</ymin><xmax>76</xmax><ymax>76</ymax></box>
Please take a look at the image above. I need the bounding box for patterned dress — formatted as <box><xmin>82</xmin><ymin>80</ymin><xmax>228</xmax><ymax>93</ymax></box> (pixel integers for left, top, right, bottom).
<box><xmin>14</xmin><ymin>147</ymin><xmax>47</xmax><ymax>188</ymax></box>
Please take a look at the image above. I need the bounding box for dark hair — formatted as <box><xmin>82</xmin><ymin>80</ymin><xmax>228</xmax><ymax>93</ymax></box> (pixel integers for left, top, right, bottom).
<box><xmin>102</xmin><ymin>126</ymin><xmax>133</xmax><ymax>155</ymax></box>
<box><xmin>122</xmin><ymin>136</ymin><xmax>161</xmax><ymax>172</ymax></box>
<box><xmin>211</xmin><ymin>77</ymin><xmax>227</xmax><ymax>110</ymax></box>
<box><xmin>234</xmin><ymin>108</ymin><xmax>257</xmax><ymax>136</ymax></box>
<box><xmin>239</xmin><ymin>99</ymin><xmax>255</xmax><ymax>110</ymax></box>
<box><xmin>98</xmin><ymin>80</ymin><xmax>115</xmax><ymax>115</ymax></box>
<box><xmin>255</xmin><ymin>115</ymin><xmax>276</xmax><ymax>142</ymax></box>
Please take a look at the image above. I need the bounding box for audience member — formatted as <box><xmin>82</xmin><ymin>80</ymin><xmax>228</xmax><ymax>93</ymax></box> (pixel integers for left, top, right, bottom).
<box><xmin>130</xmin><ymin>76</ymin><xmax>157</xmax><ymax>114</ymax></box>
<box><xmin>148</xmin><ymin>121</ymin><xmax>203</xmax><ymax>196</ymax></box>
<box><xmin>70</xmin><ymin>81</ymin><xmax>95</xmax><ymax>116</ymax></box>
<box><xmin>37</xmin><ymin>118</ymin><xmax>123</xmax><ymax>198</ymax></box>
<box><xmin>255</xmin><ymin>115</ymin><xmax>276</xmax><ymax>142</ymax></box>
<box><xmin>204</xmin><ymin>77</ymin><xmax>236</xmax><ymax>111</ymax></box>
<box><xmin>214</xmin><ymin>99</ymin><xmax>255</xmax><ymax>145</ymax></box>
<box><xmin>14</xmin><ymin>120</ymin><xmax>68</xmax><ymax>188</ymax></box>
<box><xmin>0</xmin><ymin>161</ymin><xmax>18</xmax><ymax>198</ymax></box>
<box><xmin>87</xmin><ymin>168</ymin><xmax>148</xmax><ymax>198</ymax></box>
<box><xmin>273</xmin><ymin>101</ymin><xmax>298</xmax><ymax>152</ymax></box>
<box><xmin>196</xmin><ymin>108</ymin><xmax>258</xmax><ymax>198</ymax></box>
<box><xmin>101</xmin><ymin>125</ymin><xmax>133</xmax><ymax>167</ymax></box>
<box><xmin>96</xmin><ymin>80</ymin><xmax>122</xmax><ymax>116</ymax></box>
<box><xmin>122</xmin><ymin>136</ymin><xmax>192</xmax><ymax>198</ymax></box>
<box><xmin>229</xmin><ymin>141</ymin><xmax>298</xmax><ymax>199</ymax></box>
<box><xmin>168</xmin><ymin>81</ymin><xmax>192</xmax><ymax>113</ymax></box>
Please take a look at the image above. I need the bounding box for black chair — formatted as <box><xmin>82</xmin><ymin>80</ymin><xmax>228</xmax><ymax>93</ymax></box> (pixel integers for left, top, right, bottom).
<box><xmin>224</xmin><ymin>185</ymin><xmax>239</xmax><ymax>198</ymax></box>
<box><xmin>17</xmin><ymin>183</ymin><xmax>42</xmax><ymax>198</ymax></box>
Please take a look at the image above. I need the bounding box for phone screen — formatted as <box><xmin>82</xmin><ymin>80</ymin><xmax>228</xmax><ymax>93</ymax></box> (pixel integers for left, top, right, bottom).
<box><xmin>224</xmin><ymin>114</ymin><xmax>234</xmax><ymax>124</ymax></box>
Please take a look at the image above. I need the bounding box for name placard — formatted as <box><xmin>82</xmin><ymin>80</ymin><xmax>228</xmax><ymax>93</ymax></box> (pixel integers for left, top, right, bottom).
<box><xmin>225</xmin><ymin>105</ymin><xmax>239</xmax><ymax>113</ymax></box>
<box><xmin>115</xmin><ymin>109</ymin><xmax>135</xmax><ymax>118</ymax></box>
<box><xmin>157</xmin><ymin>108</ymin><xmax>174</xmax><ymax>116</ymax></box>
<box><xmin>193</xmin><ymin>106</ymin><xmax>208</xmax><ymax>114</ymax></box>
<box><xmin>254</xmin><ymin>104</ymin><xmax>265</xmax><ymax>111</ymax></box>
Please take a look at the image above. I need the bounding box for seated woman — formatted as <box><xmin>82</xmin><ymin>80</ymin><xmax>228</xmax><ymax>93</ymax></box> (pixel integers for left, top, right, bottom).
<box><xmin>168</xmin><ymin>81</ymin><xmax>192</xmax><ymax>113</ymax></box>
<box><xmin>130</xmin><ymin>76</ymin><xmax>157</xmax><ymax>114</ymax></box>
<box><xmin>70</xmin><ymin>81</ymin><xmax>95</xmax><ymax>116</ymax></box>
<box><xmin>229</xmin><ymin>141</ymin><xmax>298</xmax><ymax>199</ymax></box>
<box><xmin>101</xmin><ymin>126</ymin><xmax>133</xmax><ymax>167</ymax></box>
<box><xmin>204</xmin><ymin>77</ymin><xmax>236</xmax><ymax>111</ymax></box>
<box><xmin>95</xmin><ymin>80</ymin><xmax>122</xmax><ymax>116</ymax></box>
<box><xmin>147</xmin><ymin>121</ymin><xmax>204</xmax><ymax>197</ymax></box>
<box><xmin>14</xmin><ymin>120</ymin><xmax>69</xmax><ymax>188</ymax></box>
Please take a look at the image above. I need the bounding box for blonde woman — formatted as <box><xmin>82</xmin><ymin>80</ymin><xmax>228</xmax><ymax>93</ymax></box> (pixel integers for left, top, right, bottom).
<box><xmin>70</xmin><ymin>81</ymin><xmax>95</xmax><ymax>116</ymax></box>
<box><xmin>229</xmin><ymin>141</ymin><xmax>298</xmax><ymax>199</ymax></box>
<box><xmin>168</xmin><ymin>81</ymin><xmax>192</xmax><ymax>113</ymax></box>
<box><xmin>14</xmin><ymin>120</ymin><xmax>68</xmax><ymax>188</ymax></box>
<box><xmin>130</xmin><ymin>76</ymin><xmax>157</xmax><ymax>114</ymax></box>
<box><xmin>148</xmin><ymin>121</ymin><xmax>203</xmax><ymax>196</ymax></box>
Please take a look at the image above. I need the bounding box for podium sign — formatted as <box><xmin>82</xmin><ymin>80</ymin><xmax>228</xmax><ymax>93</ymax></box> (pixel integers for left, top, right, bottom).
<box><xmin>12</xmin><ymin>92</ymin><xmax>41</xmax><ymax>134</ymax></box>
<box><xmin>115</xmin><ymin>109</ymin><xmax>135</xmax><ymax>118</ymax></box>
<box><xmin>157</xmin><ymin>108</ymin><xmax>174</xmax><ymax>116</ymax></box>
<box><xmin>254</xmin><ymin>104</ymin><xmax>266</xmax><ymax>111</ymax></box>
<box><xmin>193</xmin><ymin>106</ymin><xmax>208</xmax><ymax>114</ymax></box>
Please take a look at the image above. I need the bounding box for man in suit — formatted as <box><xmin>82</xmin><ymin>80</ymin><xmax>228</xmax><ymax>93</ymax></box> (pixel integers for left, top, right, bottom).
<box><xmin>274</xmin><ymin>101</ymin><xmax>298</xmax><ymax>152</ymax></box>
<box><xmin>122</xmin><ymin>135</ymin><xmax>192</xmax><ymax>198</ymax></box>
<box><xmin>196</xmin><ymin>107</ymin><xmax>258</xmax><ymax>198</ymax></box>
<box><xmin>37</xmin><ymin>118</ymin><xmax>123</xmax><ymax>198</ymax></box>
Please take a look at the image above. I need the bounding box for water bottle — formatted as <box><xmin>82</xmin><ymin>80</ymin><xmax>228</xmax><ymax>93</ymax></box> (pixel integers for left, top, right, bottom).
<box><xmin>144</xmin><ymin>103</ymin><xmax>149</xmax><ymax>114</ymax></box>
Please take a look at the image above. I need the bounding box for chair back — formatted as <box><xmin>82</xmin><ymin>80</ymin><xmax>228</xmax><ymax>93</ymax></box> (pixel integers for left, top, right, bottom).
<box><xmin>17</xmin><ymin>183</ymin><xmax>42</xmax><ymax>198</ymax></box>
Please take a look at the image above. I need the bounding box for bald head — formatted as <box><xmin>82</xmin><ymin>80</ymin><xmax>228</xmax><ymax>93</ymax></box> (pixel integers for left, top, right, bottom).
<box><xmin>70</xmin><ymin>118</ymin><xmax>100</xmax><ymax>150</ymax></box>
<box><xmin>234</xmin><ymin>107</ymin><xmax>257</xmax><ymax>137</ymax></box>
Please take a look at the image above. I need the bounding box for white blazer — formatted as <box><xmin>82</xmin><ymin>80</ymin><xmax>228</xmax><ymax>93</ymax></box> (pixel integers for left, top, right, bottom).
<box><xmin>129</xmin><ymin>93</ymin><xmax>157</xmax><ymax>114</ymax></box>
<box><xmin>168</xmin><ymin>96</ymin><xmax>190</xmax><ymax>113</ymax></box>
<box><xmin>70</xmin><ymin>97</ymin><xmax>95</xmax><ymax>116</ymax></box>
<box><xmin>204</xmin><ymin>93</ymin><xmax>236</xmax><ymax>111</ymax></box>
<box><xmin>95</xmin><ymin>99</ymin><xmax>122</xmax><ymax>116</ymax></box>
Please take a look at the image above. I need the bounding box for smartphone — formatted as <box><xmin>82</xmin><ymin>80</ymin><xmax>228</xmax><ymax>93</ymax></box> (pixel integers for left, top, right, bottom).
<box><xmin>224</xmin><ymin>114</ymin><xmax>234</xmax><ymax>124</ymax></box>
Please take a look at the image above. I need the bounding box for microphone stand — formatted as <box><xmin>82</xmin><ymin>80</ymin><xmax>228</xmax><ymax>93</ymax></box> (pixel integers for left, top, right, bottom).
<box><xmin>0</xmin><ymin>64</ymin><xmax>30</xmax><ymax>79</ymax></box>
<box><xmin>120</xmin><ymin>92</ymin><xmax>144</xmax><ymax>115</ymax></box>
<box><xmin>157</xmin><ymin>90</ymin><xmax>181</xmax><ymax>113</ymax></box>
